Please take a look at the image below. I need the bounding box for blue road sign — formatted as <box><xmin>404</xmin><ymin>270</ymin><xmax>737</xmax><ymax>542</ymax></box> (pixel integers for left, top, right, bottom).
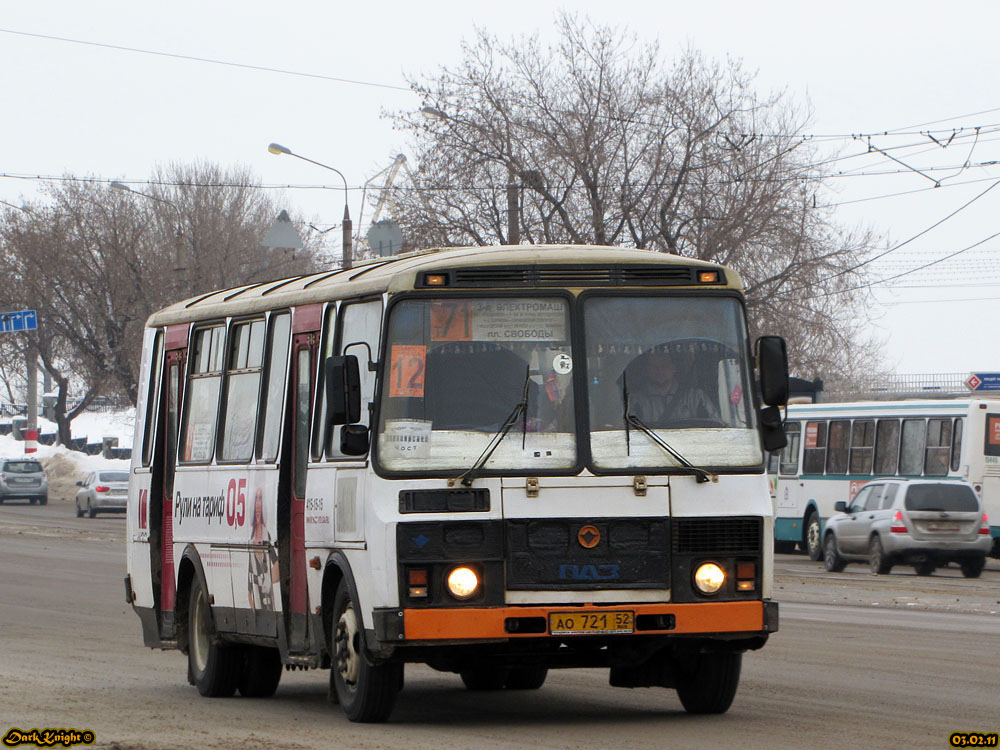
<box><xmin>966</xmin><ymin>372</ymin><xmax>1000</xmax><ymax>391</ymax></box>
<box><xmin>0</xmin><ymin>309</ymin><xmax>38</xmax><ymax>333</ymax></box>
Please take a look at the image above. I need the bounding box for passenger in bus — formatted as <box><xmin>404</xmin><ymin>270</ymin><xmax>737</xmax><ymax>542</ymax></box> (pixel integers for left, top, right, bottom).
<box><xmin>248</xmin><ymin>488</ymin><xmax>279</xmax><ymax>610</ymax></box>
<box><xmin>628</xmin><ymin>349</ymin><xmax>720</xmax><ymax>427</ymax></box>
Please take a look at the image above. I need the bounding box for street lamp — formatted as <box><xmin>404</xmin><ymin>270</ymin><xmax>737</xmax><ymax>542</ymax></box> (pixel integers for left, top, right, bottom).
<box><xmin>268</xmin><ymin>143</ymin><xmax>354</xmax><ymax>269</ymax></box>
<box><xmin>110</xmin><ymin>181</ymin><xmax>187</xmax><ymax>273</ymax></box>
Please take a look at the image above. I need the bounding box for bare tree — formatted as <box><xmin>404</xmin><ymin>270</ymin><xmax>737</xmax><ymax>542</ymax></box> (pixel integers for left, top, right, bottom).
<box><xmin>388</xmin><ymin>14</ymin><xmax>884</xmax><ymax>381</ymax></box>
<box><xmin>0</xmin><ymin>163</ymin><xmax>324</xmax><ymax>442</ymax></box>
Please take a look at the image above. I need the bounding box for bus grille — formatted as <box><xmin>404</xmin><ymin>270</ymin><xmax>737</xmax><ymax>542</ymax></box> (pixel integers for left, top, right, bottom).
<box><xmin>672</xmin><ymin>518</ymin><xmax>762</xmax><ymax>555</ymax></box>
<box><xmin>446</xmin><ymin>265</ymin><xmax>709</xmax><ymax>287</ymax></box>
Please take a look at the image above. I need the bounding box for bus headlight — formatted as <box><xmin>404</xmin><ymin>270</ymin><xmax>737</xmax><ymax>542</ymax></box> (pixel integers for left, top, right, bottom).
<box><xmin>693</xmin><ymin>562</ymin><xmax>726</xmax><ymax>595</ymax></box>
<box><xmin>446</xmin><ymin>566</ymin><xmax>480</xmax><ymax>600</ymax></box>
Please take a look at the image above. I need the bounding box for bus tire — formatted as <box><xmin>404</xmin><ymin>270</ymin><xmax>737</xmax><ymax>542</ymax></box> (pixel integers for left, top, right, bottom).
<box><xmin>675</xmin><ymin>651</ymin><xmax>742</xmax><ymax>714</ymax></box>
<box><xmin>505</xmin><ymin>667</ymin><xmax>548</xmax><ymax>690</ymax></box>
<box><xmin>238</xmin><ymin>645</ymin><xmax>282</xmax><ymax>698</ymax></box>
<box><xmin>330</xmin><ymin>579</ymin><xmax>400</xmax><ymax>722</ymax></box>
<box><xmin>805</xmin><ymin>511</ymin><xmax>822</xmax><ymax>561</ymax></box>
<box><xmin>823</xmin><ymin>533</ymin><xmax>847</xmax><ymax>573</ymax></box>
<box><xmin>187</xmin><ymin>578</ymin><xmax>241</xmax><ymax>697</ymax></box>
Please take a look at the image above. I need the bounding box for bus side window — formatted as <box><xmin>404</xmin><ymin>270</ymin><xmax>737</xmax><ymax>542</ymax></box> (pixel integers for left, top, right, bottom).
<box><xmin>779</xmin><ymin>422</ymin><xmax>800</xmax><ymax>475</ymax></box>
<box><xmin>311</xmin><ymin>303</ymin><xmax>337</xmax><ymax>461</ymax></box>
<box><xmin>825</xmin><ymin>420</ymin><xmax>850</xmax><ymax>475</ymax></box>
<box><xmin>257</xmin><ymin>312</ymin><xmax>291</xmax><ymax>463</ymax></box>
<box><xmin>218</xmin><ymin>319</ymin><xmax>266</xmax><ymax>462</ymax></box>
<box><xmin>849</xmin><ymin>420</ymin><xmax>875</xmax><ymax>475</ymax></box>
<box><xmin>874</xmin><ymin>419</ymin><xmax>900</xmax><ymax>476</ymax></box>
<box><xmin>899</xmin><ymin>418</ymin><xmax>925</xmax><ymax>476</ymax></box>
<box><xmin>924</xmin><ymin>418</ymin><xmax>952</xmax><ymax>476</ymax></box>
<box><xmin>329</xmin><ymin>299</ymin><xmax>382</xmax><ymax>460</ymax></box>
<box><xmin>802</xmin><ymin>421</ymin><xmax>827</xmax><ymax>474</ymax></box>
<box><xmin>950</xmin><ymin>418</ymin><xmax>963</xmax><ymax>472</ymax></box>
<box><xmin>180</xmin><ymin>325</ymin><xmax>226</xmax><ymax>463</ymax></box>
<box><xmin>141</xmin><ymin>330</ymin><xmax>164</xmax><ymax>467</ymax></box>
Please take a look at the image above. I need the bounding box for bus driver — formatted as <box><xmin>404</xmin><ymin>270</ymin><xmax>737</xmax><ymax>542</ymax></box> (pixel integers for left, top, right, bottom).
<box><xmin>628</xmin><ymin>349</ymin><xmax>720</xmax><ymax>427</ymax></box>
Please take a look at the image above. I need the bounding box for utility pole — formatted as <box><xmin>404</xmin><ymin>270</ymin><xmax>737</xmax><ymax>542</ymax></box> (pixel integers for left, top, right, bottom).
<box><xmin>506</xmin><ymin>164</ymin><xmax>520</xmax><ymax>245</ymax></box>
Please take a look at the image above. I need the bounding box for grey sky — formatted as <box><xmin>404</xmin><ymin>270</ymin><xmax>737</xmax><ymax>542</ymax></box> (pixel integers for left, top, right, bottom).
<box><xmin>2</xmin><ymin>0</ymin><xmax>998</xmax><ymax>377</ymax></box>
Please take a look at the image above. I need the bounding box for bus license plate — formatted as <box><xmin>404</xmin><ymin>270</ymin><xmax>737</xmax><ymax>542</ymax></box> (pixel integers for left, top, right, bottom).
<box><xmin>549</xmin><ymin>610</ymin><xmax>634</xmax><ymax>636</ymax></box>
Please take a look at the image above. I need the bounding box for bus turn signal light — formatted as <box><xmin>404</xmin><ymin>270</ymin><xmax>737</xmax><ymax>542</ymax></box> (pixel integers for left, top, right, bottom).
<box><xmin>698</xmin><ymin>270</ymin><xmax>719</xmax><ymax>283</ymax></box>
<box><xmin>423</xmin><ymin>273</ymin><xmax>449</xmax><ymax>286</ymax></box>
<box><xmin>408</xmin><ymin>568</ymin><xmax>429</xmax><ymax>598</ymax></box>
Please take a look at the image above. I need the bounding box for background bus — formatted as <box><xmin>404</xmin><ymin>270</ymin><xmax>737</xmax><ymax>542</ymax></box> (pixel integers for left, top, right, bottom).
<box><xmin>126</xmin><ymin>244</ymin><xmax>788</xmax><ymax>722</ymax></box>
<box><xmin>769</xmin><ymin>399</ymin><xmax>1000</xmax><ymax>559</ymax></box>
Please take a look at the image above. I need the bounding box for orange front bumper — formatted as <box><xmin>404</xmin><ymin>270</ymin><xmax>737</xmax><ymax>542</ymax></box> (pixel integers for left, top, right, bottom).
<box><xmin>403</xmin><ymin>600</ymin><xmax>768</xmax><ymax>641</ymax></box>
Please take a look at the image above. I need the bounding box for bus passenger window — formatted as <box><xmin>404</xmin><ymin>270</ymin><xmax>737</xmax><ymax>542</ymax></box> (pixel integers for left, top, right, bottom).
<box><xmin>924</xmin><ymin>418</ymin><xmax>952</xmax><ymax>476</ymax></box>
<box><xmin>874</xmin><ymin>419</ymin><xmax>900</xmax><ymax>476</ymax></box>
<box><xmin>802</xmin><ymin>421</ymin><xmax>827</xmax><ymax>474</ymax></box>
<box><xmin>849</xmin><ymin>420</ymin><xmax>875</xmax><ymax>475</ymax></box>
<box><xmin>899</xmin><ymin>419</ymin><xmax>925</xmax><ymax>476</ymax></box>
<box><xmin>219</xmin><ymin>319</ymin><xmax>265</xmax><ymax>462</ymax></box>
<box><xmin>180</xmin><ymin>325</ymin><xmax>226</xmax><ymax>463</ymax></box>
<box><xmin>258</xmin><ymin>313</ymin><xmax>291</xmax><ymax>463</ymax></box>
<box><xmin>950</xmin><ymin>418</ymin><xmax>963</xmax><ymax>472</ymax></box>
<box><xmin>779</xmin><ymin>422</ymin><xmax>800</xmax><ymax>475</ymax></box>
<box><xmin>825</xmin><ymin>420</ymin><xmax>850</xmax><ymax>475</ymax></box>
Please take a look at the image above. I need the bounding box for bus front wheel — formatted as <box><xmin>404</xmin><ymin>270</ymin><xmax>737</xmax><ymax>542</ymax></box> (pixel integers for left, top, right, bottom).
<box><xmin>330</xmin><ymin>580</ymin><xmax>401</xmax><ymax>722</ymax></box>
<box><xmin>187</xmin><ymin>579</ymin><xmax>241</xmax><ymax>697</ymax></box>
<box><xmin>675</xmin><ymin>651</ymin><xmax>742</xmax><ymax>714</ymax></box>
<box><xmin>805</xmin><ymin>511</ymin><xmax>822</xmax><ymax>561</ymax></box>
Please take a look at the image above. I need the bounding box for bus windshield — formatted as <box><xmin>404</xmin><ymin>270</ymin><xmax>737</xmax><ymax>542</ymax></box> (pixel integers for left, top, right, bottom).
<box><xmin>377</xmin><ymin>297</ymin><xmax>576</xmax><ymax>472</ymax></box>
<box><xmin>584</xmin><ymin>295</ymin><xmax>761</xmax><ymax>470</ymax></box>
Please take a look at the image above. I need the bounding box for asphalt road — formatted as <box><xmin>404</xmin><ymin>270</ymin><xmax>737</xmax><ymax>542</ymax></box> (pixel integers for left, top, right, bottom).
<box><xmin>1</xmin><ymin>500</ymin><xmax>998</xmax><ymax>750</ymax></box>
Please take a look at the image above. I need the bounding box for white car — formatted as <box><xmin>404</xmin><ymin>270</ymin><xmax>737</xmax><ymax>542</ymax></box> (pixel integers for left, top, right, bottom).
<box><xmin>75</xmin><ymin>471</ymin><xmax>129</xmax><ymax>517</ymax></box>
<box><xmin>822</xmin><ymin>479</ymin><xmax>991</xmax><ymax>578</ymax></box>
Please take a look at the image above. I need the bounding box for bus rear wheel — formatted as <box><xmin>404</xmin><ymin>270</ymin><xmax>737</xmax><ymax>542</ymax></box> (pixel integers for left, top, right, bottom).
<box><xmin>805</xmin><ymin>511</ymin><xmax>822</xmax><ymax>561</ymax></box>
<box><xmin>187</xmin><ymin>579</ymin><xmax>241</xmax><ymax>697</ymax></box>
<box><xmin>330</xmin><ymin>580</ymin><xmax>401</xmax><ymax>722</ymax></box>
<box><xmin>675</xmin><ymin>651</ymin><xmax>742</xmax><ymax>714</ymax></box>
<box><xmin>238</xmin><ymin>645</ymin><xmax>282</xmax><ymax>697</ymax></box>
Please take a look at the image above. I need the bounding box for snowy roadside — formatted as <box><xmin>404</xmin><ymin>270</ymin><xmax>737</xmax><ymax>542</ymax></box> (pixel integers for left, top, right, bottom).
<box><xmin>0</xmin><ymin>410</ymin><xmax>135</xmax><ymax>503</ymax></box>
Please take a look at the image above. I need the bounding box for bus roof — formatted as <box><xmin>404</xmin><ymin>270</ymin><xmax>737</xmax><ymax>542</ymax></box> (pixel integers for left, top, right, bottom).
<box><xmin>785</xmin><ymin>399</ymin><xmax>999</xmax><ymax>417</ymax></box>
<box><xmin>146</xmin><ymin>244</ymin><xmax>742</xmax><ymax>327</ymax></box>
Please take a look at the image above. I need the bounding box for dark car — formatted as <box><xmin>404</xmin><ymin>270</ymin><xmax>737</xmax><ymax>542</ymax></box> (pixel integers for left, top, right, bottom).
<box><xmin>822</xmin><ymin>479</ymin><xmax>990</xmax><ymax>578</ymax></box>
<box><xmin>0</xmin><ymin>458</ymin><xmax>49</xmax><ymax>504</ymax></box>
<box><xmin>75</xmin><ymin>470</ymin><xmax>129</xmax><ymax>517</ymax></box>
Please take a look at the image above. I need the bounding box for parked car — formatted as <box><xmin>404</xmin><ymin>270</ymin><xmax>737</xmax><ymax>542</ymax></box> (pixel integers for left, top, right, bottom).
<box><xmin>75</xmin><ymin>470</ymin><xmax>129</xmax><ymax>517</ymax></box>
<box><xmin>822</xmin><ymin>479</ymin><xmax>991</xmax><ymax>578</ymax></box>
<box><xmin>0</xmin><ymin>458</ymin><xmax>48</xmax><ymax>505</ymax></box>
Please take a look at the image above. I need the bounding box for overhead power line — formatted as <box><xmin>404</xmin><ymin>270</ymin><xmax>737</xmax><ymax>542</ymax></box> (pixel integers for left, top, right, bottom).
<box><xmin>4</xmin><ymin>27</ymin><xmax>1000</xmax><ymax>144</ymax></box>
<box><xmin>0</xmin><ymin>28</ymin><xmax>413</xmax><ymax>92</ymax></box>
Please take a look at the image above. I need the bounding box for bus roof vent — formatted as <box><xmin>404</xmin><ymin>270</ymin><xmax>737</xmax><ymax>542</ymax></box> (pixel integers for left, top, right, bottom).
<box><xmin>440</xmin><ymin>265</ymin><xmax>708</xmax><ymax>288</ymax></box>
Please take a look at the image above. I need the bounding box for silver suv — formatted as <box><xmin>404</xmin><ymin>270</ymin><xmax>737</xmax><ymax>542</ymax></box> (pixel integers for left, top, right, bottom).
<box><xmin>822</xmin><ymin>479</ymin><xmax>990</xmax><ymax>578</ymax></box>
<box><xmin>0</xmin><ymin>458</ymin><xmax>49</xmax><ymax>505</ymax></box>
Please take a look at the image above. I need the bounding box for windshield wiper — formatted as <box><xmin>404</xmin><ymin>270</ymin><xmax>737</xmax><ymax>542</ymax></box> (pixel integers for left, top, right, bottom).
<box><xmin>453</xmin><ymin>366</ymin><xmax>530</xmax><ymax>487</ymax></box>
<box><xmin>622</xmin><ymin>375</ymin><xmax>716</xmax><ymax>484</ymax></box>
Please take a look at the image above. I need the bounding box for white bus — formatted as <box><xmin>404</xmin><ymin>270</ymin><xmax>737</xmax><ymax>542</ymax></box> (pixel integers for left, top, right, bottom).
<box><xmin>769</xmin><ymin>400</ymin><xmax>1000</xmax><ymax>560</ymax></box>
<box><xmin>125</xmin><ymin>244</ymin><xmax>789</xmax><ymax>722</ymax></box>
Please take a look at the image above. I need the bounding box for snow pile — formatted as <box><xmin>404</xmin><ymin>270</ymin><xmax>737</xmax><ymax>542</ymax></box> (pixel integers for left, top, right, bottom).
<box><xmin>1</xmin><ymin>409</ymin><xmax>135</xmax><ymax>502</ymax></box>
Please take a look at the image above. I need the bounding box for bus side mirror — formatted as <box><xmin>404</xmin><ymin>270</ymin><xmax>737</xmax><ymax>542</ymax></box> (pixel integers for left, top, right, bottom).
<box><xmin>757</xmin><ymin>335</ymin><xmax>789</xmax><ymax>407</ymax></box>
<box><xmin>340</xmin><ymin>424</ymin><xmax>370</xmax><ymax>456</ymax></box>
<box><xmin>760</xmin><ymin>406</ymin><xmax>787</xmax><ymax>452</ymax></box>
<box><xmin>325</xmin><ymin>355</ymin><xmax>362</xmax><ymax>426</ymax></box>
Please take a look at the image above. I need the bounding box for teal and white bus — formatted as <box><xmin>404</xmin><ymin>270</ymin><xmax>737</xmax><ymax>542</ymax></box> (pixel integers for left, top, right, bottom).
<box><xmin>769</xmin><ymin>400</ymin><xmax>1000</xmax><ymax>559</ymax></box>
